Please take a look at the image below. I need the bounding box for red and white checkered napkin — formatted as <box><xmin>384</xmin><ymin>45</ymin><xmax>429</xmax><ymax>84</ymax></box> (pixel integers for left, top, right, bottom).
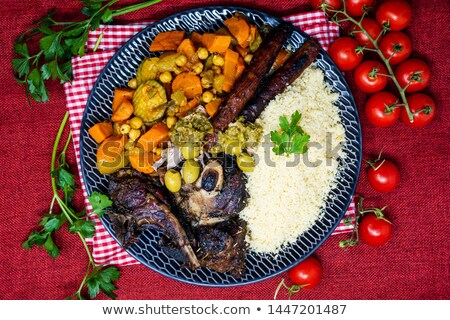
<box><xmin>64</xmin><ymin>10</ymin><xmax>354</xmax><ymax>267</ymax></box>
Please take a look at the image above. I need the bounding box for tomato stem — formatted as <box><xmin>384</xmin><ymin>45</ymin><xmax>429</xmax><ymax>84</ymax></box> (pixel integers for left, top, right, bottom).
<box><xmin>325</xmin><ymin>1</ymin><xmax>415</xmax><ymax>122</ymax></box>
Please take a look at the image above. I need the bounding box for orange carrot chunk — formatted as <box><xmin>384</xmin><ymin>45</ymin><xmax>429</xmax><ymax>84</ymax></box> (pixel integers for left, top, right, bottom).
<box><xmin>177</xmin><ymin>38</ymin><xmax>197</xmax><ymax>59</ymax></box>
<box><xmin>112</xmin><ymin>88</ymin><xmax>134</xmax><ymax>113</ymax></box>
<box><xmin>191</xmin><ymin>32</ymin><xmax>203</xmax><ymax>45</ymax></box>
<box><xmin>88</xmin><ymin>121</ymin><xmax>113</xmax><ymax>144</ymax></box>
<box><xmin>224</xmin><ymin>16</ymin><xmax>250</xmax><ymax>48</ymax></box>
<box><xmin>236</xmin><ymin>56</ymin><xmax>246</xmax><ymax>80</ymax></box>
<box><xmin>150</xmin><ymin>31</ymin><xmax>186</xmax><ymax>52</ymax></box>
<box><xmin>201</xmin><ymin>34</ymin><xmax>232</xmax><ymax>53</ymax></box>
<box><xmin>172</xmin><ymin>72</ymin><xmax>203</xmax><ymax>99</ymax></box>
<box><xmin>137</xmin><ymin>122</ymin><xmax>170</xmax><ymax>152</ymax></box>
<box><xmin>176</xmin><ymin>97</ymin><xmax>200</xmax><ymax>117</ymax></box>
<box><xmin>111</xmin><ymin>99</ymin><xmax>134</xmax><ymax>122</ymax></box>
<box><xmin>128</xmin><ymin>147</ymin><xmax>159</xmax><ymax>174</ymax></box>
<box><xmin>96</xmin><ymin>135</ymin><xmax>128</xmax><ymax>174</ymax></box>
<box><xmin>222</xmin><ymin>49</ymin><xmax>239</xmax><ymax>92</ymax></box>
<box><xmin>205</xmin><ymin>98</ymin><xmax>222</xmax><ymax>117</ymax></box>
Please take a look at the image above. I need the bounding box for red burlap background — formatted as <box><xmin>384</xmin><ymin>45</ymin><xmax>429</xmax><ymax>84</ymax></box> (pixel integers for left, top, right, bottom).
<box><xmin>0</xmin><ymin>0</ymin><xmax>448</xmax><ymax>300</ymax></box>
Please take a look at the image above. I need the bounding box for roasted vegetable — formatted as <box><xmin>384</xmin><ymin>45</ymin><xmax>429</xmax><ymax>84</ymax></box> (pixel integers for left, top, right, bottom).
<box><xmin>177</xmin><ymin>39</ymin><xmax>196</xmax><ymax>59</ymax></box>
<box><xmin>137</xmin><ymin>122</ymin><xmax>169</xmax><ymax>152</ymax></box>
<box><xmin>205</xmin><ymin>98</ymin><xmax>222</xmax><ymax>117</ymax></box>
<box><xmin>128</xmin><ymin>147</ymin><xmax>159</xmax><ymax>174</ymax></box>
<box><xmin>111</xmin><ymin>99</ymin><xmax>134</xmax><ymax>122</ymax></box>
<box><xmin>150</xmin><ymin>31</ymin><xmax>186</xmax><ymax>52</ymax></box>
<box><xmin>112</xmin><ymin>88</ymin><xmax>134</xmax><ymax>113</ymax></box>
<box><xmin>132</xmin><ymin>80</ymin><xmax>168</xmax><ymax>123</ymax></box>
<box><xmin>169</xmin><ymin>112</ymin><xmax>213</xmax><ymax>147</ymax></box>
<box><xmin>224</xmin><ymin>16</ymin><xmax>250</xmax><ymax>48</ymax></box>
<box><xmin>88</xmin><ymin>121</ymin><xmax>113</xmax><ymax>144</ymax></box>
<box><xmin>136</xmin><ymin>57</ymin><xmax>159</xmax><ymax>85</ymax></box>
<box><xmin>96</xmin><ymin>135</ymin><xmax>128</xmax><ymax>174</ymax></box>
<box><xmin>202</xmin><ymin>34</ymin><xmax>232</xmax><ymax>53</ymax></box>
<box><xmin>157</xmin><ymin>52</ymin><xmax>182</xmax><ymax>73</ymax></box>
<box><xmin>222</xmin><ymin>49</ymin><xmax>240</xmax><ymax>92</ymax></box>
<box><xmin>172</xmin><ymin>73</ymin><xmax>202</xmax><ymax>99</ymax></box>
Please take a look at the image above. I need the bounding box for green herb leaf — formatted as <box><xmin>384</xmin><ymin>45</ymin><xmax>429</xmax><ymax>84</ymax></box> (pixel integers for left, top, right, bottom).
<box><xmin>12</xmin><ymin>58</ymin><xmax>30</xmax><ymax>78</ymax></box>
<box><xmin>44</xmin><ymin>234</ymin><xmax>60</xmax><ymax>258</ymax></box>
<box><xmin>68</xmin><ymin>220</ymin><xmax>96</xmax><ymax>238</ymax></box>
<box><xmin>270</xmin><ymin>111</ymin><xmax>310</xmax><ymax>156</ymax></box>
<box><xmin>87</xmin><ymin>266</ymin><xmax>120</xmax><ymax>299</ymax></box>
<box><xmin>101</xmin><ymin>8</ymin><xmax>113</xmax><ymax>23</ymax></box>
<box><xmin>23</xmin><ymin>231</ymin><xmax>49</xmax><ymax>249</ymax></box>
<box><xmin>13</xmin><ymin>42</ymin><xmax>29</xmax><ymax>57</ymax></box>
<box><xmin>88</xmin><ymin>192</ymin><xmax>112</xmax><ymax>218</ymax></box>
<box><xmin>40</xmin><ymin>214</ymin><xmax>67</xmax><ymax>233</ymax></box>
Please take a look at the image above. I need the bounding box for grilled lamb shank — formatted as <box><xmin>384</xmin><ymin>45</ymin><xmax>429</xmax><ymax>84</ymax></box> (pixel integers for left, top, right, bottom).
<box><xmin>107</xmin><ymin>169</ymin><xmax>200</xmax><ymax>269</ymax></box>
<box><xmin>196</xmin><ymin>219</ymin><xmax>247</xmax><ymax>278</ymax></box>
<box><xmin>172</xmin><ymin>155</ymin><xmax>249</xmax><ymax>227</ymax></box>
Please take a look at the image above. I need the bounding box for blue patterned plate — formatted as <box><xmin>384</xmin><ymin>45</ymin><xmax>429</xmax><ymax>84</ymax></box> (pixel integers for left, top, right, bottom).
<box><xmin>80</xmin><ymin>6</ymin><xmax>362</xmax><ymax>287</ymax></box>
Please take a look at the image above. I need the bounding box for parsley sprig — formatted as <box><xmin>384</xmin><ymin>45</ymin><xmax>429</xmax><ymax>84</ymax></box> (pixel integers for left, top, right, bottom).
<box><xmin>23</xmin><ymin>111</ymin><xmax>116</xmax><ymax>299</ymax></box>
<box><xmin>270</xmin><ymin>111</ymin><xmax>310</xmax><ymax>156</ymax></box>
<box><xmin>13</xmin><ymin>0</ymin><xmax>162</xmax><ymax>104</ymax></box>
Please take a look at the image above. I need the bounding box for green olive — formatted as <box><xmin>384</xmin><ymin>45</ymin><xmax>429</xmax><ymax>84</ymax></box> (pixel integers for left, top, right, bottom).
<box><xmin>180</xmin><ymin>143</ymin><xmax>200</xmax><ymax>160</ymax></box>
<box><xmin>164</xmin><ymin>169</ymin><xmax>182</xmax><ymax>193</ymax></box>
<box><xmin>182</xmin><ymin>160</ymin><xmax>200</xmax><ymax>184</ymax></box>
<box><xmin>237</xmin><ymin>153</ymin><xmax>255</xmax><ymax>172</ymax></box>
<box><xmin>225</xmin><ymin>140</ymin><xmax>242</xmax><ymax>156</ymax></box>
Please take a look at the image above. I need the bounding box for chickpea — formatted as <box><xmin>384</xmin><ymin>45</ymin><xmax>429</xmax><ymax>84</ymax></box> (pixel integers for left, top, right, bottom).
<box><xmin>175</xmin><ymin>54</ymin><xmax>187</xmax><ymax>67</ymax></box>
<box><xmin>129</xmin><ymin>117</ymin><xmax>143</xmax><ymax>129</ymax></box>
<box><xmin>237</xmin><ymin>153</ymin><xmax>255</xmax><ymax>172</ymax></box>
<box><xmin>127</xmin><ymin>78</ymin><xmax>137</xmax><ymax>89</ymax></box>
<box><xmin>212</xmin><ymin>54</ymin><xmax>225</xmax><ymax>66</ymax></box>
<box><xmin>119</xmin><ymin>124</ymin><xmax>131</xmax><ymax>135</ymax></box>
<box><xmin>192</xmin><ymin>62</ymin><xmax>204</xmax><ymax>75</ymax></box>
<box><xmin>128</xmin><ymin>128</ymin><xmax>141</xmax><ymax>141</ymax></box>
<box><xmin>164</xmin><ymin>169</ymin><xmax>182</xmax><ymax>193</ymax></box>
<box><xmin>180</xmin><ymin>143</ymin><xmax>200</xmax><ymax>160</ymax></box>
<box><xmin>244</xmin><ymin>54</ymin><xmax>253</xmax><ymax>64</ymax></box>
<box><xmin>159</xmin><ymin>71</ymin><xmax>172</xmax><ymax>83</ymax></box>
<box><xmin>211</xmin><ymin>65</ymin><xmax>222</xmax><ymax>75</ymax></box>
<box><xmin>197</xmin><ymin>47</ymin><xmax>209</xmax><ymax>60</ymax></box>
<box><xmin>201</xmin><ymin>77</ymin><xmax>211</xmax><ymax>89</ymax></box>
<box><xmin>202</xmin><ymin>91</ymin><xmax>214</xmax><ymax>103</ymax></box>
<box><xmin>166</xmin><ymin>116</ymin><xmax>177</xmax><ymax>129</ymax></box>
<box><xmin>182</xmin><ymin>160</ymin><xmax>200</xmax><ymax>184</ymax></box>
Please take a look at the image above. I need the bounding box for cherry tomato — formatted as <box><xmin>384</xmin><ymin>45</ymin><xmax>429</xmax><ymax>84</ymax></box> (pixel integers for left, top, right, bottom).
<box><xmin>400</xmin><ymin>93</ymin><xmax>436</xmax><ymax>128</ymax></box>
<box><xmin>328</xmin><ymin>37</ymin><xmax>363</xmax><ymax>71</ymax></box>
<box><xmin>359</xmin><ymin>213</ymin><xmax>393</xmax><ymax>246</ymax></box>
<box><xmin>365</xmin><ymin>91</ymin><xmax>400</xmax><ymax>127</ymax></box>
<box><xmin>287</xmin><ymin>256</ymin><xmax>322</xmax><ymax>289</ymax></box>
<box><xmin>367</xmin><ymin>159</ymin><xmax>400</xmax><ymax>193</ymax></box>
<box><xmin>346</xmin><ymin>0</ymin><xmax>375</xmax><ymax>17</ymax></box>
<box><xmin>394</xmin><ymin>59</ymin><xmax>430</xmax><ymax>92</ymax></box>
<box><xmin>376</xmin><ymin>0</ymin><xmax>412</xmax><ymax>31</ymax></box>
<box><xmin>351</xmin><ymin>18</ymin><xmax>382</xmax><ymax>49</ymax></box>
<box><xmin>379</xmin><ymin>31</ymin><xmax>412</xmax><ymax>65</ymax></box>
<box><xmin>353</xmin><ymin>60</ymin><xmax>388</xmax><ymax>93</ymax></box>
<box><xmin>310</xmin><ymin>0</ymin><xmax>342</xmax><ymax>14</ymax></box>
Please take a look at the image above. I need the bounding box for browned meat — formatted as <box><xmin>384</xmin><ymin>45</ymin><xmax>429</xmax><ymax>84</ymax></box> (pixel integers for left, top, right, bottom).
<box><xmin>211</xmin><ymin>23</ymin><xmax>293</xmax><ymax>132</ymax></box>
<box><xmin>196</xmin><ymin>219</ymin><xmax>247</xmax><ymax>278</ymax></box>
<box><xmin>108</xmin><ymin>169</ymin><xmax>200</xmax><ymax>269</ymax></box>
<box><xmin>172</xmin><ymin>155</ymin><xmax>249</xmax><ymax>227</ymax></box>
<box><xmin>241</xmin><ymin>38</ymin><xmax>321</xmax><ymax>122</ymax></box>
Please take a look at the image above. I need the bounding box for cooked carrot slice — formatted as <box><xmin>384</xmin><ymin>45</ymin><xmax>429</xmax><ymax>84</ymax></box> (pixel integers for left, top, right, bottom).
<box><xmin>205</xmin><ymin>98</ymin><xmax>222</xmax><ymax>117</ymax></box>
<box><xmin>88</xmin><ymin>121</ymin><xmax>113</xmax><ymax>144</ymax></box>
<box><xmin>112</xmin><ymin>88</ymin><xmax>134</xmax><ymax>113</ymax></box>
<box><xmin>201</xmin><ymin>34</ymin><xmax>231</xmax><ymax>53</ymax></box>
<box><xmin>224</xmin><ymin>16</ymin><xmax>250</xmax><ymax>48</ymax></box>
<box><xmin>137</xmin><ymin>122</ymin><xmax>170</xmax><ymax>152</ymax></box>
<box><xmin>172</xmin><ymin>72</ymin><xmax>202</xmax><ymax>99</ymax></box>
<box><xmin>111</xmin><ymin>99</ymin><xmax>134</xmax><ymax>122</ymax></box>
<box><xmin>150</xmin><ymin>31</ymin><xmax>186</xmax><ymax>52</ymax></box>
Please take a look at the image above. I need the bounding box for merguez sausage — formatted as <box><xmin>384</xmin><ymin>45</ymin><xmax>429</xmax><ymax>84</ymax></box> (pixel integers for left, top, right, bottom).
<box><xmin>241</xmin><ymin>38</ymin><xmax>321</xmax><ymax>123</ymax></box>
<box><xmin>211</xmin><ymin>23</ymin><xmax>293</xmax><ymax>132</ymax></box>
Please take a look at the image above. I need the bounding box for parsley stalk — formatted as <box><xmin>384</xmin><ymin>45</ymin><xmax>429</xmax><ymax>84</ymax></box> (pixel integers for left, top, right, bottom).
<box><xmin>13</xmin><ymin>0</ymin><xmax>163</xmax><ymax>104</ymax></box>
<box><xmin>24</xmin><ymin>111</ymin><xmax>117</xmax><ymax>299</ymax></box>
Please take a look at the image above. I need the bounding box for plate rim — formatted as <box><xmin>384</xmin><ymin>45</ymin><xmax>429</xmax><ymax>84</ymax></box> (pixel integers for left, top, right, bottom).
<box><xmin>79</xmin><ymin>5</ymin><xmax>362</xmax><ymax>287</ymax></box>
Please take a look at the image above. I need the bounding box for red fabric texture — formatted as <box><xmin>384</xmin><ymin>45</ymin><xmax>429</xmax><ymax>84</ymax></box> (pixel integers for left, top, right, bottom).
<box><xmin>0</xmin><ymin>0</ymin><xmax>449</xmax><ymax>300</ymax></box>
